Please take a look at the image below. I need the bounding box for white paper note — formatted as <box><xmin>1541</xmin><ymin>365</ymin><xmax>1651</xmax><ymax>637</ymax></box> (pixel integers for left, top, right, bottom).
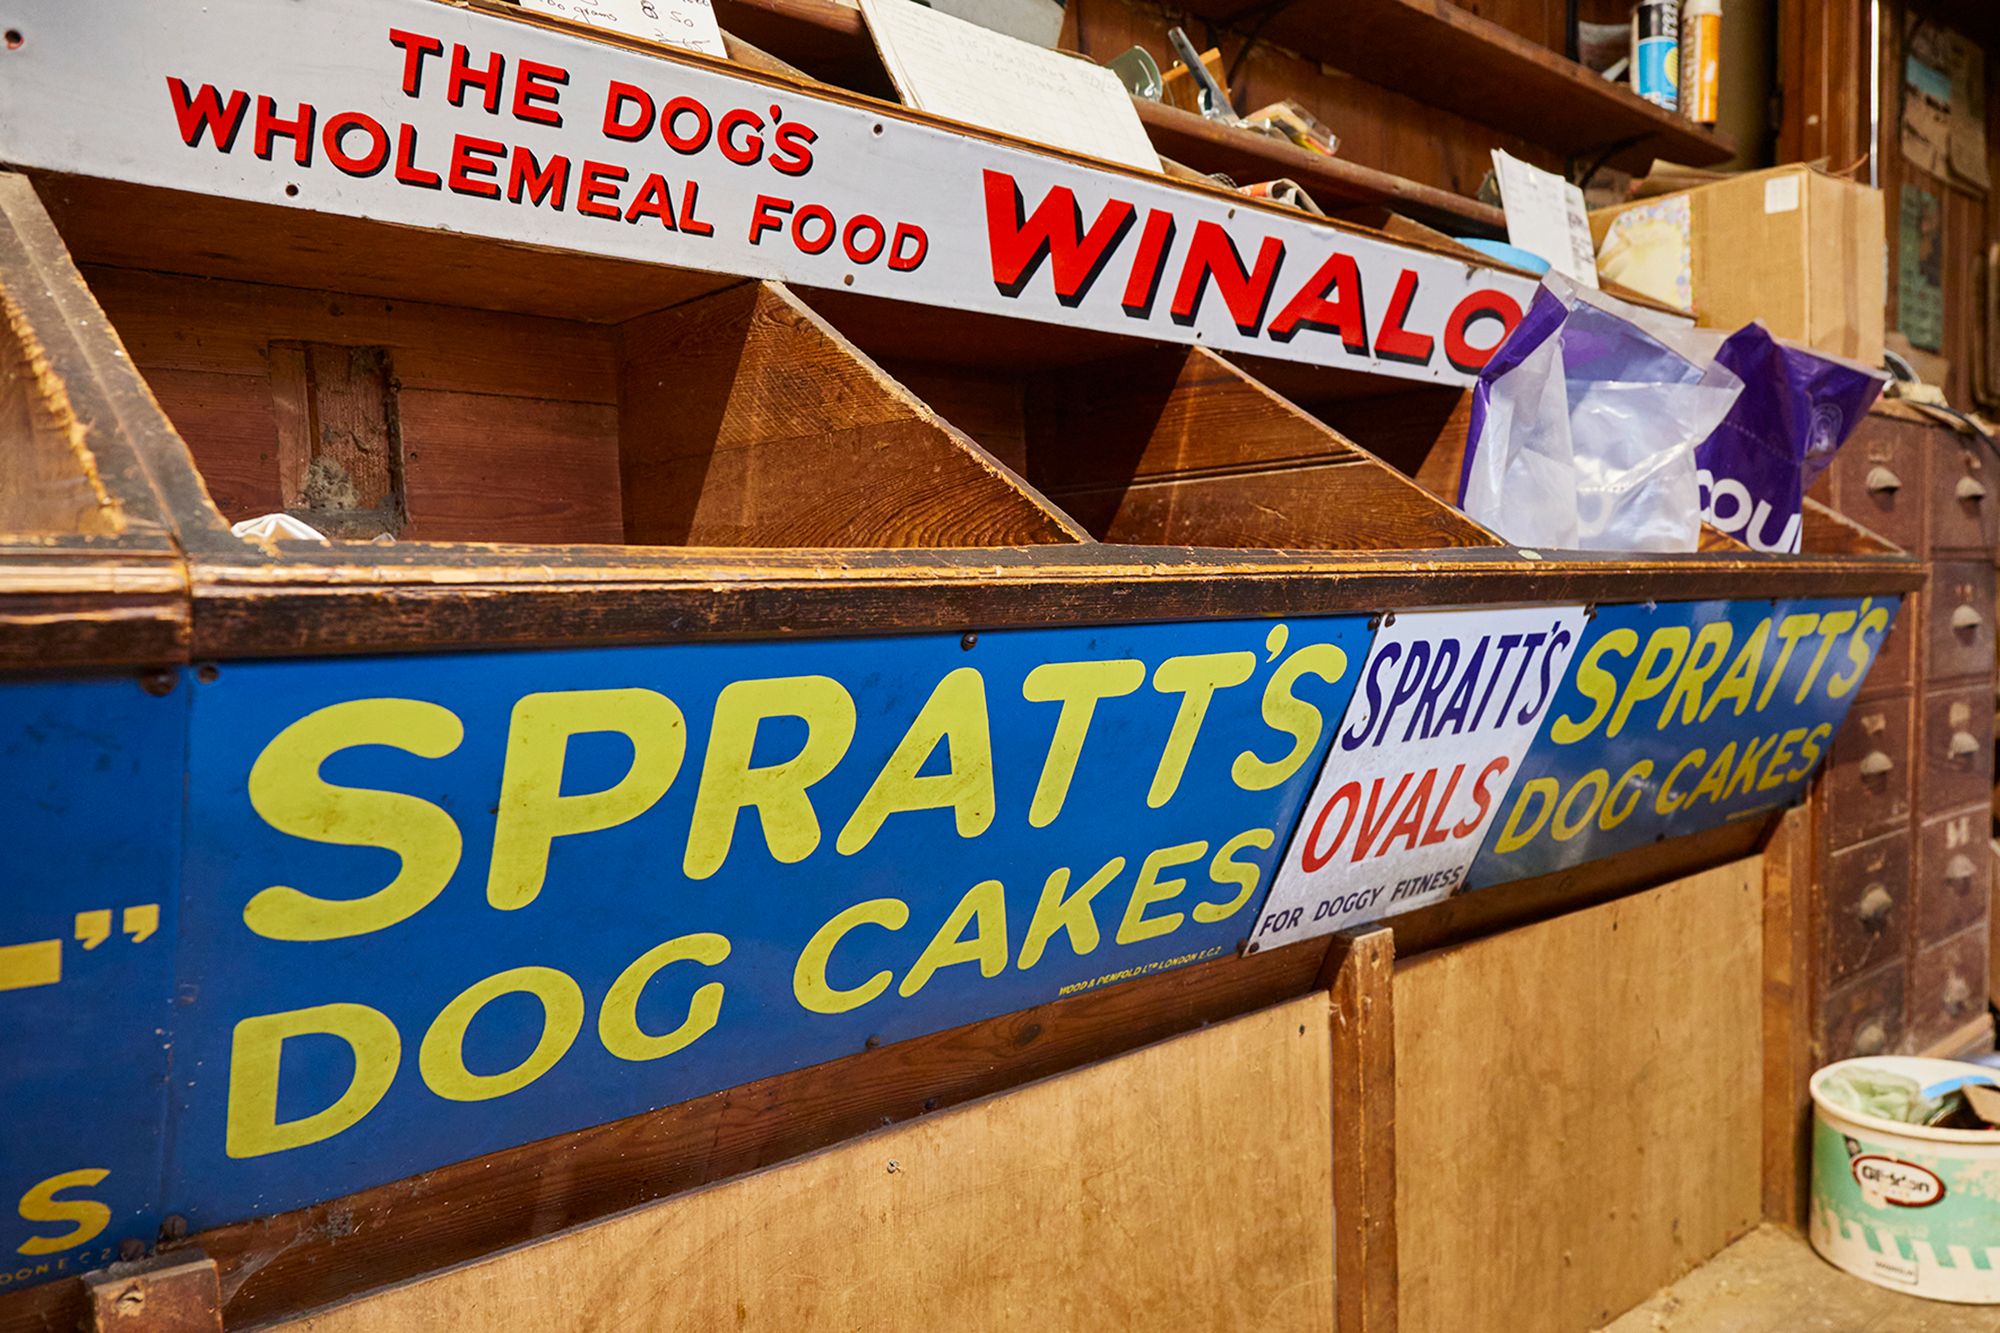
<box><xmin>1492</xmin><ymin>149</ymin><xmax>1599</xmax><ymax>288</ymax></box>
<box><xmin>859</xmin><ymin>0</ymin><xmax>1160</xmax><ymax>174</ymax></box>
<box><xmin>522</xmin><ymin>0</ymin><xmax>726</xmax><ymax>59</ymax></box>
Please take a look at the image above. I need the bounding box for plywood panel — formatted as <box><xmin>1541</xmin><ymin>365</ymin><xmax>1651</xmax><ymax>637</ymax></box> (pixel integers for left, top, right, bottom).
<box><xmin>285</xmin><ymin>996</ymin><xmax>1335</xmax><ymax>1333</ymax></box>
<box><xmin>1395</xmin><ymin>859</ymin><xmax>1764</xmax><ymax>1333</ymax></box>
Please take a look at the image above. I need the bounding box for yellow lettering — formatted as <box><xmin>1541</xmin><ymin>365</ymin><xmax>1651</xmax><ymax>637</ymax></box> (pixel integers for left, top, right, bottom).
<box><xmin>244</xmin><ymin>699</ymin><xmax>464</xmax><ymax>941</ymax></box>
<box><xmin>226</xmin><ymin>1002</ymin><xmax>400</xmax><ymax>1158</ymax></box>
<box><xmin>419</xmin><ymin>966</ymin><xmax>583</xmax><ymax>1102</ymax></box>
<box><xmin>1756</xmin><ymin>614</ymin><xmax>1820</xmax><ymax>709</ymax></box>
<box><xmin>1608</xmin><ymin>627</ymin><xmax>1690</xmax><ymax>738</ymax></box>
<box><xmin>1148</xmin><ymin>653</ymin><xmax>1256</xmax><ymax>807</ymax></box>
<box><xmin>1117</xmin><ymin>841</ymin><xmax>1205</xmax><ymax>945</ymax></box>
<box><xmin>1700</xmin><ymin>622</ymin><xmax>1768</xmax><ymax>722</ymax></box>
<box><xmin>488</xmin><ymin>688</ymin><xmax>686</xmax><ymax>911</ymax></box>
<box><xmin>1788</xmin><ymin>723</ymin><xmax>1832</xmax><ymax>782</ymax></box>
<box><xmin>1017</xmin><ymin>858</ymin><xmax>1123</xmax><ymax>971</ymax></box>
<box><xmin>793</xmin><ymin>898</ymin><xmax>908</xmax><ymax>1014</ymax></box>
<box><xmin>1196</xmin><ymin>828</ymin><xmax>1274</xmax><ymax>923</ymax></box>
<box><xmin>836</xmin><ymin>667</ymin><xmax>993</xmax><ymax>856</ymax></box>
<box><xmin>14</xmin><ymin>1171</ymin><xmax>110</xmax><ymax>1257</ymax></box>
<box><xmin>1794</xmin><ymin>611</ymin><xmax>1857</xmax><ymax>702</ymax></box>
<box><xmin>1549</xmin><ymin>630</ymin><xmax>1637</xmax><ymax>744</ymax></box>
<box><xmin>1231</xmin><ymin>643</ymin><xmax>1348</xmax><ymax>791</ymax></box>
<box><xmin>1600</xmin><ymin>761</ymin><xmax>1652</xmax><ymax>829</ymax></box>
<box><xmin>598</xmin><ymin>933</ymin><xmax>731</xmax><ymax>1062</ymax></box>
<box><xmin>685</xmin><ymin>676</ymin><xmax>856</xmax><ymax>880</ymax></box>
<box><xmin>1828</xmin><ymin>602</ymin><xmax>1891</xmax><ymax>699</ymax></box>
<box><xmin>1656</xmin><ymin>748</ymin><xmax>1707</xmax><ymax>814</ymax></box>
<box><xmin>1658</xmin><ymin>621</ymin><xmax>1733</xmax><ymax>727</ymax></box>
<box><xmin>1686</xmin><ymin>742</ymin><xmax>1738</xmax><ymax>805</ymax></box>
<box><xmin>1551</xmin><ymin>771</ymin><xmax>1608</xmax><ymax>842</ymax></box>
<box><xmin>1022</xmin><ymin>660</ymin><xmax>1145</xmax><ymax>828</ymax></box>
<box><xmin>900</xmin><ymin>879</ymin><xmax>1008</xmax><ymax>998</ymax></box>
<box><xmin>1493</xmin><ymin>778</ymin><xmax>1559</xmax><ymax>853</ymax></box>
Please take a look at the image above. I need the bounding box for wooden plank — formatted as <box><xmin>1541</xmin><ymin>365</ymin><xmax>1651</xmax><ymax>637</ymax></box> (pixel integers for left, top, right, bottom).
<box><xmin>82</xmin><ymin>266</ymin><xmax>622</xmax><ymax>404</ymax></box>
<box><xmin>97</xmin><ymin>937</ymin><xmax>1334</xmax><ymax>1329</ymax></box>
<box><xmin>1326</xmin><ymin>928</ymin><xmax>1396</xmax><ymax>1333</ymax></box>
<box><xmin>35</xmin><ymin>174</ymin><xmax>739</xmax><ymax>325</ymax></box>
<box><xmin>618</xmin><ymin>281</ymin><xmax>1087</xmax><ymax>547</ymax></box>
<box><xmin>0</xmin><ymin>283</ymin><xmax>123</xmax><ymax>537</ymax></box>
<box><xmin>1029</xmin><ymin>348</ymin><xmax>1500</xmax><ymax>551</ymax></box>
<box><xmin>278</xmin><ymin>997</ymin><xmax>1335</xmax><ymax>1333</ymax></box>
<box><xmin>1760</xmin><ymin>802</ymin><xmax>1819</xmax><ymax>1228</ymax></box>
<box><xmin>83</xmin><ymin>1253</ymin><xmax>221</xmax><ymax>1333</ymax></box>
<box><xmin>398</xmin><ymin>390</ymin><xmax>624</xmax><ymax>544</ymax></box>
<box><xmin>179</xmin><ymin>542</ymin><xmax>1926</xmax><ymax>662</ymax></box>
<box><xmin>140</xmin><ymin>368</ymin><xmax>283</xmax><ymax>522</ymax></box>
<box><xmin>1395</xmin><ymin>860</ymin><xmax>1764</xmax><ymax>1332</ymax></box>
<box><xmin>1178</xmin><ymin>0</ymin><xmax>1735</xmax><ymax>173</ymax></box>
<box><xmin>1133</xmin><ymin>100</ymin><xmax>1503</xmax><ymax>237</ymax></box>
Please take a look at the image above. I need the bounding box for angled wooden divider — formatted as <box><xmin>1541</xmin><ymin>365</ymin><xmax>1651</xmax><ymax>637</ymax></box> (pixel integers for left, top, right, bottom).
<box><xmin>618</xmin><ymin>281</ymin><xmax>1084</xmax><ymax>547</ymax></box>
<box><xmin>1022</xmin><ymin>349</ymin><xmax>1502</xmax><ymax>551</ymax></box>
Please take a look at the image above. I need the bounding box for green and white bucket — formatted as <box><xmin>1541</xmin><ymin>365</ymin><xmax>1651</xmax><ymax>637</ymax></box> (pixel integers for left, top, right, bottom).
<box><xmin>1811</xmin><ymin>1056</ymin><xmax>2000</xmax><ymax>1303</ymax></box>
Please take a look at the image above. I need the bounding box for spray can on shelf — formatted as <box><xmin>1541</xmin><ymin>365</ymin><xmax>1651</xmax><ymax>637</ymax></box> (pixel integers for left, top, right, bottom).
<box><xmin>1681</xmin><ymin>0</ymin><xmax>1722</xmax><ymax>125</ymax></box>
<box><xmin>1631</xmin><ymin>0</ymin><xmax>1680</xmax><ymax>111</ymax></box>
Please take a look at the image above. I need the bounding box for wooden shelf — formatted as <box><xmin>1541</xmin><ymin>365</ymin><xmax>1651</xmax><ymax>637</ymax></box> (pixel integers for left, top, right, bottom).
<box><xmin>1180</xmin><ymin>0</ymin><xmax>1738</xmax><ymax>173</ymax></box>
<box><xmin>711</xmin><ymin>0</ymin><xmax>1503</xmax><ymax>233</ymax></box>
<box><xmin>1134</xmin><ymin>101</ymin><xmax>1503</xmax><ymax>235</ymax></box>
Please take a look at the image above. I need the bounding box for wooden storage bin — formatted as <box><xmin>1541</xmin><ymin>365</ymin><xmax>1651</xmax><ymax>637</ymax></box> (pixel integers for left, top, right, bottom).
<box><xmin>790</xmin><ymin>290</ymin><xmax>1501</xmax><ymax>553</ymax></box>
<box><xmin>85</xmin><ymin>264</ymin><xmax>1081</xmax><ymax>551</ymax></box>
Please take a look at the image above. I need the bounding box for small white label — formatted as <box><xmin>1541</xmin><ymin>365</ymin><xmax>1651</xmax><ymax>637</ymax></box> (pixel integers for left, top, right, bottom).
<box><xmin>521</xmin><ymin>0</ymin><xmax>727</xmax><ymax>58</ymax></box>
<box><xmin>1764</xmin><ymin>173</ymin><xmax>1802</xmax><ymax>215</ymax></box>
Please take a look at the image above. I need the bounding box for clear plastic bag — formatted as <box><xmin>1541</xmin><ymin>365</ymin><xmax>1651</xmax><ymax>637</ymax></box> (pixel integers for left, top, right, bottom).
<box><xmin>1461</xmin><ymin>274</ymin><xmax>1743</xmax><ymax>553</ymax></box>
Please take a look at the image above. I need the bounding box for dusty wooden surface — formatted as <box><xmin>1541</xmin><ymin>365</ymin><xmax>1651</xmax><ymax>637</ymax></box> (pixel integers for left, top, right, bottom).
<box><xmin>281</xmin><ymin>997</ymin><xmax>1335</xmax><ymax>1333</ymax></box>
<box><xmin>1396</xmin><ymin>860</ymin><xmax>1766</xmax><ymax>1333</ymax></box>
<box><xmin>1601</xmin><ymin>1224</ymin><xmax>2000</xmax><ymax>1332</ymax></box>
<box><xmin>1328</xmin><ymin>928</ymin><xmax>1397</xmax><ymax>1333</ymax></box>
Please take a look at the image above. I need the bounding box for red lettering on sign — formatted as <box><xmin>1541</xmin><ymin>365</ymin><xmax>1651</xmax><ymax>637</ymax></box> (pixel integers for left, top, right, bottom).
<box><xmin>983</xmin><ymin>170</ymin><xmax>1135</xmax><ymax>305</ymax></box>
<box><xmin>447</xmin><ymin>44</ymin><xmax>505</xmax><ymax>114</ymax></box>
<box><xmin>513</xmin><ymin>58</ymin><xmax>568</xmax><ymax>126</ymax></box>
<box><xmin>1170</xmin><ymin>221</ymin><xmax>1284</xmax><ymax>335</ymax></box>
<box><xmin>393</xmin><ymin>124</ymin><xmax>441</xmax><ymax>190</ymax></box>
<box><xmin>165</xmin><ymin>78</ymin><xmax>248</xmax><ymax>153</ymax></box>
<box><xmin>387</xmin><ymin>28</ymin><xmax>444</xmax><ymax>99</ymax></box>
<box><xmin>1120</xmin><ymin>210</ymin><xmax>1176</xmax><ymax>319</ymax></box>
<box><xmin>888</xmin><ymin>223</ymin><xmax>928</xmax><ymax>271</ymax></box>
<box><xmin>507</xmin><ymin>146</ymin><xmax>569</xmax><ymax>208</ymax></box>
<box><xmin>1374</xmin><ymin>269</ymin><xmax>1436</xmax><ymax>366</ymax></box>
<box><xmin>253</xmin><ymin>96</ymin><xmax>316</xmax><ymax>166</ymax></box>
<box><xmin>1443</xmin><ymin>289</ymin><xmax>1523</xmax><ymax>374</ymax></box>
<box><xmin>1266</xmin><ymin>250</ymin><xmax>1366</xmax><ymax>350</ymax></box>
<box><xmin>769</xmin><ymin>122</ymin><xmax>817</xmax><ymax>176</ymax></box>
<box><xmin>624</xmin><ymin>172</ymin><xmax>677</xmax><ymax>228</ymax></box>
<box><xmin>602</xmin><ymin>81</ymin><xmax>653</xmax><ymax>141</ymax></box>
<box><xmin>323</xmin><ymin>111</ymin><xmax>390</xmax><ymax>177</ymax></box>
<box><xmin>678</xmin><ymin>181</ymin><xmax>715</xmax><ymax>236</ymax></box>
<box><xmin>447</xmin><ymin>134</ymin><xmax>505</xmax><ymax>199</ymax></box>
<box><xmin>576</xmin><ymin>159</ymin><xmax>627</xmax><ymax>219</ymax></box>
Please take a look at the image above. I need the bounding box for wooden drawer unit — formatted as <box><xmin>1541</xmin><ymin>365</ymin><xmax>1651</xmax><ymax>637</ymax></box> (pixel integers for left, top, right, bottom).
<box><xmin>1930</xmin><ymin>438</ymin><xmax>1997</xmax><ymax>554</ymax></box>
<box><xmin>1910</xmin><ymin>925</ymin><xmax>1990</xmax><ymax>1052</ymax></box>
<box><xmin>1920</xmin><ymin>685</ymin><xmax>1995</xmax><ymax>811</ymax></box>
<box><xmin>1823</xmin><ymin>831</ymin><xmax>1911</xmax><ymax>985</ymax></box>
<box><xmin>1917</xmin><ymin>806</ymin><xmax>1993</xmax><ymax>943</ymax></box>
<box><xmin>1823</xmin><ymin>962</ymin><xmax>1908</xmax><ymax>1058</ymax></box>
<box><xmin>1925</xmin><ymin>560</ymin><xmax>1995</xmax><ymax>683</ymax></box>
<box><xmin>1826</xmin><ymin>694</ymin><xmax>1914</xmax><ymax>841</ymax></box>
<box><xmin>1814</xmin><ymin>415</ymin><xmax>1925</xmax><ymax>553</ymax></box>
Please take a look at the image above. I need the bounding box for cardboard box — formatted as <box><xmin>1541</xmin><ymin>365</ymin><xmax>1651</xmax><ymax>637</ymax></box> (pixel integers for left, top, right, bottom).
<box><xmin>1591</xmin><ymin>164</ymin><xmax>1886</xmax><ymax>362</ymax></box>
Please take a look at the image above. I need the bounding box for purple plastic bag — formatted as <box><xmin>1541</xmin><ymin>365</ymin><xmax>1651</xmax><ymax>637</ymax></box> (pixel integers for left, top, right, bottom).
<box><xmin>1695</xmin><ymin>324</ymin><xmax>1887</xmax><ymax>552</ymax></box>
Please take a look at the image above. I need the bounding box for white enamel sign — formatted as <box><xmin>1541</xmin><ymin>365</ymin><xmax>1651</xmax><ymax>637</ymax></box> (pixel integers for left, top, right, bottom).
<box><xmin>0</xmin><ymin>0</ymin><xmax>1536</xmax><ymax>385</ymax></box>
<box><xmin>1249</xmin><ymin>606</ymin><xmax>1588</xmax><ymax>949</ymax></box>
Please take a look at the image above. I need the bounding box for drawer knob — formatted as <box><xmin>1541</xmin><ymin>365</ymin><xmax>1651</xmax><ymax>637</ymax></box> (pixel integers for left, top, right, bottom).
<box><xmin>1947</xmin><ymin>853</ymin><xmax>1978</xmax><ymax>886</ymax></box>
<box><xmin>1857</xmin><ymin>885</ymin><xmax>1895</xmax><ymax>927</ymax></box>
<box><xmin>1954</xmin><ymin>604</ymin><xmax>1985</xmax><ymax>631</ymax></box>
<box><xmin>1959</xmin><ymin>475</ymin><xmax>1989</xmax><ymax>502</ymax></box>
<box><xmin>1867</xmin><ymin>465</ymin><xmax>1904</xmax><ymax>493</ymax></box>
<box><xmin>1859</xmin><ymin>750</ymin><xmax>1894</xmax><ymax>778</ymax></box>
<box><xmin>1950</xmin><ymin>730</ymin><xmax>1982</xmax><ymax>760</ymax></box>
<box><xmin>1853</xmin><ymin>1021</ymin><xmax>1889</xmax><ymax>1056</ymax></box>
<box><xmin>1944</xmin><ymin>974</ymin><xmax>1974</xmax><ymax>1015</ymax></box>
